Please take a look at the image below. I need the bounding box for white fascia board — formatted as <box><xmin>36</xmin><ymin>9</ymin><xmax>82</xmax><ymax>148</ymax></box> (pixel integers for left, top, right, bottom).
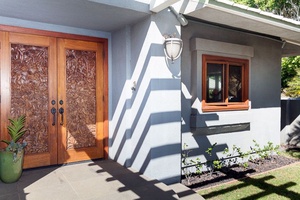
<box><xmin>205</xmin><ymin>3</ymin><xmax>300</xmax><ymax>33</ymax></box>
<box><xmin>150</xmin><ymin>0</ymin><xmax>181</xmax><ymax>13</ymax></box>
<box><xmin>283</xmin><ymin>39</ymin><xmax>300</xmax><ymax>47</ymax></box>
<box><xmin>184</xmin><ymin>0</ymin><xmax>300</xmax><ymax>32</ymax></box>
<box><xmin>179</xmin><ymin>0</ymin><xmax>208</xmax><ymax>14</ymax></box>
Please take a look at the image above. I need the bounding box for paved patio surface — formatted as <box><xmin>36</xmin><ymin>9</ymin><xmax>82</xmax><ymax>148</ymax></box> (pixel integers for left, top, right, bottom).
<box><xmin>0</xmin><ymin>159</ymin><xmax>204</xmax><ymax>200</ymax></box>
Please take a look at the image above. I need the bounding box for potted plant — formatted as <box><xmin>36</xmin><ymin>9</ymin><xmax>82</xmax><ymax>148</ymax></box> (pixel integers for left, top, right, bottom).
<box><xmin>0</xmin><ymin>115</ymin><xmax>27</xmax><ymax>183</ymax></box>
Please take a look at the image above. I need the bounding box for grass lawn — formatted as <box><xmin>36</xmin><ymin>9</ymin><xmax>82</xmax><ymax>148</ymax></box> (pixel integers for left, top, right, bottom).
<box><xmin>198</xmin><ymin>162</ymin><xmax>300</xmax><ymax>200</ymax></box>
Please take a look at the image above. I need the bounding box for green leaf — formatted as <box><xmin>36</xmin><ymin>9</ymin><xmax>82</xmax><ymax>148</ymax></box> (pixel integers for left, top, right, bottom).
<box><xmin>6</xmin><ymin>115</ymin><xmax>27</xmax><ymax>143</ymax></box>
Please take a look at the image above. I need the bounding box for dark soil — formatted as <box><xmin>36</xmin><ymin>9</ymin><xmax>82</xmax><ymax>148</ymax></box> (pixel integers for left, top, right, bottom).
<box><xmin>181</xmin><ymin>155</ymin><xmax>300</xmax><ymax>191</ymax></box>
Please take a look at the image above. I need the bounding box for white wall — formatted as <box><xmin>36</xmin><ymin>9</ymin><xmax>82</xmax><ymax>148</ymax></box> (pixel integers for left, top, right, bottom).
<box><xmin>181</xmin><ymin>20</ymin><xmax>282</xmax><ymax>164</ymax></box>
<box><xmin>110</xmin><ymin>9</ymin><xmax>182</xmax><ymax>184</ymax></box>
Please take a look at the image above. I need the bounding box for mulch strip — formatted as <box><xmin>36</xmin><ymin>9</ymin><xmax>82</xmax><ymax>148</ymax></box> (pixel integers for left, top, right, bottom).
<box><xmin>181</xmin><ymin>155</ymin><xmax>299</xmax><ymax>191</ymax></box>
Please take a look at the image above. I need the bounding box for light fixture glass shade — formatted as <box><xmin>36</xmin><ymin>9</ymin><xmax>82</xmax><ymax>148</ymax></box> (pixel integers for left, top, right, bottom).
<box><xmin>164</xmin><ymin>38</ymin><xmax>183</xmax><ymax>62</ymax></box>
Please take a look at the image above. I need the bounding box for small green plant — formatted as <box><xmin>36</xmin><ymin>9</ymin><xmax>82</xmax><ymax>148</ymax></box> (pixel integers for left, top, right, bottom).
<box><xmin>212</xmin><ymin>160</ymin><xmax>223</xmax><ymax>170</ymax></box>
<box><xmin>233</xmin><ymin>145</ymin><xmax>250</xmax><ymax>159</ymax></box>
<box><xmin>242</xmin><ymin>162</ymin><xmax>249</xmax><ymax>168</ymax></box>
<box><xmin>1</xmin><ymin>115</ymin><xmax>27</xmax><ymax>161</ymax></box>
<box><xmin>251</xmin><ymin>140</ymin><xmax>280</xmax><ymax>162</ymax></box>
<box><xmin>2</xmin><ymin>115</ymin><xmax>27</xmax><ymax>145</ymax></box>
<box><xmin>233</xmin><ymin>145</ymin><xmax>251</xmax><ymax>168</ymax></box>
<box><xmin>191</xmin><ymin>157</ymin><xmax>203</xmax><ymax>175</ymax></box>
<box><xmin>181</xmin><ymin>143</ymin><xmax>194</xmax><ymax>185</ymax></box>
<box><xmin>266</xmin><ymin>141</ymin><xmax>280</xmax><ymax>157</ymax></box>
<box><xmin>222</xmin><ymin>147</ymin><xmax>235</xmax><ymax>168</ymax></box>
<box><xmin>206</xmin><ymin>142</ymin><xmax>217</xmax><ymax>156</ymax></box>
<box><xmin>223</xmin><ymin>147</ymin><xmax>229</xmax><ymax>154</ymax></box>
<box><xmin>252</xmin><ymin>140</ymin><xmax>267</xmax><ymax>159</ymax></box>
<box><xmin>182</xmin><ymin>143</ymin><xmax>205</xmax><ymax>185</ymax></box>
<box><xmin>205</xmin><ymin>143</ymin><xmax>222</xmax><ymax>175</ymax></box>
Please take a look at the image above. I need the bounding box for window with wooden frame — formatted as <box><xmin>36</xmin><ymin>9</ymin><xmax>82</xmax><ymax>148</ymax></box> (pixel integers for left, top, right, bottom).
<box><xmin>202</xmin><ymin>55</ymin><xmax>249</xmax><ymax>112</ymax></box>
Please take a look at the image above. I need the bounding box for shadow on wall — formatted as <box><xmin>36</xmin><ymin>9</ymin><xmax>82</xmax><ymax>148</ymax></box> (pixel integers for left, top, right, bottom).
<box><xmin>110</xmin><ymin>77</ymin><xmax>181</xmax><ymax>183</ymax></box>
<box><xmin>181</xmin><ymin>107</ymin><xmax>252</xmax><ymax>173</ymax></box>
<box><xmin>110</xmin><ymin>31</ymin><xmax>182</xmax><ymax>183</ymax></box>
<box><xmin>181</xmin><ymin>112</ymin><xmax>227</xmax><ymax>166</ymax></box>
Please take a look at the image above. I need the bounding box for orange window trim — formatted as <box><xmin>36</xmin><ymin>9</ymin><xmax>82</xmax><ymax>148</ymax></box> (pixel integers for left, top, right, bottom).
<box><xmin>202</xmin><ymin>54</ymin><xmax>249</xmax><ymax>112</ymax></box>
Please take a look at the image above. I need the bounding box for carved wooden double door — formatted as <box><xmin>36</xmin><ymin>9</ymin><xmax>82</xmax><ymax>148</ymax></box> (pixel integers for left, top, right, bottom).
<box><xmin>0</xmin><ymin>32</ymin><xmax>105</xmax><ymax>168</ymax></box>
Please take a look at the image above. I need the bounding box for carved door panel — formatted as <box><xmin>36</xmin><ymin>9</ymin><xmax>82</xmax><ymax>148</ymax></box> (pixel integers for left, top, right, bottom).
<box><xmin>1</xmin><ymin>32</ymin><xmax>58</xmax><ymax>168</ymax></box>
<box><xmin>57</xmin><ymin>39</ymin><xmax>104</xmax><ymax>163</ymax></box>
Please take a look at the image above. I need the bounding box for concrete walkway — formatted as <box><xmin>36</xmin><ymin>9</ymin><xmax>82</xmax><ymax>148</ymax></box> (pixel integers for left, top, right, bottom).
<box><xmin>0</xmin><ymin>159</ymin><xmax>204</xmax><ymax>200</ymax></box>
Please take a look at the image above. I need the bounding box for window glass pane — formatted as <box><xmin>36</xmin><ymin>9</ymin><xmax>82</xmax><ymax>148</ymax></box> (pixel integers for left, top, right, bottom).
<box><xmin>229</xmin><ymin>65</ymin><xmax>242</xmax><ymax>102</ymax></box>
<box><xmin>207</xmin><ymin>63</ymin><xmax>224</xmax><ymax>102</ymax></box>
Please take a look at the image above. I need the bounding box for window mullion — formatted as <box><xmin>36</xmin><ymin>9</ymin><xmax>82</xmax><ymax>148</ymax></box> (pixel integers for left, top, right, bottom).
<box><xmin>241</xmin><ymin>64</ymin><xmax>244</xmax><ymax>101</ymax></box>
<box><xmin>225</xmin><ymin>63</ymin><xmax>229</xmax><ymax>103</ymax></box>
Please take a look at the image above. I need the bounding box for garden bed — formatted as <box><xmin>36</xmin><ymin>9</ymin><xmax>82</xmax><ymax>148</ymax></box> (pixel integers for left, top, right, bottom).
<box><xmin>182</xmin><ymin>154</ymin><xmax>299</xmax><ymax>191</ymax></box>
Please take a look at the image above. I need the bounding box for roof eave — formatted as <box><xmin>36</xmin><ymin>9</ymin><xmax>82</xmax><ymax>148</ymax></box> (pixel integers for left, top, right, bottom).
<box><xmin>181</xmin><ymin>0</ymin><xmax>300</xmax><ymax>47</ymax></box>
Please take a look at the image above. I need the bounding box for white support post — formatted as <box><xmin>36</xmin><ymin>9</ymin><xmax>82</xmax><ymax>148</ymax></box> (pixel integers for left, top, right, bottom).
<box><xmin>150</xmin><ymin>0</ymin><xmax>181</xmax><ymax>13</ymax></box>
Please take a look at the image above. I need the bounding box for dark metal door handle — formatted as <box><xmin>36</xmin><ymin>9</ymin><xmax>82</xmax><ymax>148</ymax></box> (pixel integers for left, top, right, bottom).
<box><xmin>59</xmin><ymin>107</ymin><xmax>64</xmax><ymax>125</ymax></box>
<box><xmin>51</xmin><ymin>107</ymin><xmax>56</xmax><ymax>126</ymax></box>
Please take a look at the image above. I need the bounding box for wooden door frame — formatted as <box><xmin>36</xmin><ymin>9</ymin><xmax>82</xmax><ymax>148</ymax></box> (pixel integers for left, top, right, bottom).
<box><xmin>0</xmin><ymin>25</ymin><xmax>109</xmax><ymax>159</ymax></box>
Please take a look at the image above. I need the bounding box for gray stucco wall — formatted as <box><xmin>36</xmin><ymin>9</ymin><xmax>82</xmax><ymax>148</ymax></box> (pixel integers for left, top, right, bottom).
<box><xmin>110</xmin><ymin>9</ymin><xmax>182</xmax><ymax>184</ymax></box>
<box><xmin>181</xmin><ymin>20</ymin><xmax>282</xmax><ymax>164</ymax></box>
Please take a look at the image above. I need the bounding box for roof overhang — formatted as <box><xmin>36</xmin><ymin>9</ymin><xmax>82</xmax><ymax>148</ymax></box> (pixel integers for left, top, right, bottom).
<box><xmin>0</xmin><ymin>0</ymin><xmax>300</xmax><ymax>55</ymax></box>
<box><xmin>0</xmin><ymin>0</ymin><xmax>151</xmax><ymax>32</ymax></box>
<box><xmin>185</xmin><ymin>1</ymin><xmax>300</xmax><ymax>42</ymax></box>
<box><xmin>170</xmin><ymin>0</ymin><xmax>300</xmax><ymax>56</ymax></box>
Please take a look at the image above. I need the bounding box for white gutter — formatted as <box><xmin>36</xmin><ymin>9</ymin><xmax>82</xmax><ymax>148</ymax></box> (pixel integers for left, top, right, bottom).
<box><xmin>204</xmin><ymin>2</ymin><xmax>300</xmax><ymax>32</ymax></box>
<box><xmin>283</xmin><ymin>39</ymin><xmax>300</xmax><ymax>47</ymax></box>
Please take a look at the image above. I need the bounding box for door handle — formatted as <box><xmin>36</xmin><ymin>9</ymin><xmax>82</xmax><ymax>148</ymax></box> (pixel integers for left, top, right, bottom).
<box><xmin>51</xmin><ymin>107</ymin><xmax>56</xmax><ymax>126</ymax></box>
<box><xmin>59</xmin><ymin>107</ymin><xmax>64</xmax><ymax>125</ymax></box>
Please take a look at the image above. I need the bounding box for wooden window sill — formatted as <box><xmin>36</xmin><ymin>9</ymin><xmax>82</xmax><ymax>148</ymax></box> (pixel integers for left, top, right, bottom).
<box><xmin>202</xmin><ymin>104</ymin><xmax>249</xmax><ymax>112</ymax></box>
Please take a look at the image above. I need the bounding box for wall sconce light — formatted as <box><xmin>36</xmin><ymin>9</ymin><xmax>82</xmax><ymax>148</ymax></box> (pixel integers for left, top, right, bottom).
<box><xmin>164</xmin><ymin>36</ymin><xmax>183</xmax><ymax>62</ymax></box>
